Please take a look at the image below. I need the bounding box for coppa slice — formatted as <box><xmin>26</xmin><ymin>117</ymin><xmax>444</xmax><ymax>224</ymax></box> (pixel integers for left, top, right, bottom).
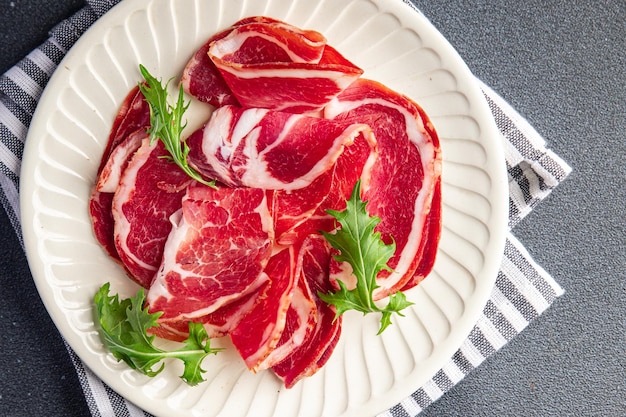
<box><xmin>257</xmin><ymin>267</ymin><xmax>317</xmax><ymax>369</ymax></box>
<box><xmin>181</xmin><ymin>16</ymin><xmax>281</xmax><ymax>107</ymax></box>
<box><xmin>97</xmin><ymin>85</ymin><xmax>150</xmax><ymax>174</ymax></box>
<box><xmin>96</xmin><ymin>130</ymin><xmax>145</xmax><ymax>194</ymax></box>
<box><xmin>271</xmin><ymin>169</ymin><xmax>334</xmax><ymax>245</ymax></box>
<box><xmin>89</xmin><ymin>86</ymin><xmax>150</xmax><ymax>262</ymax></box>
<box><xmin>229</xmin><ymin>245</ymin><xmax>296</xmax><ymax>371</ymax></box>
<box><xmin>209</xmin><ymin>20</ymin><xmax>326</xmax><ymax>65</ymax></box>
<box><xmin>146</xmin><ymin>184</ymin><xmax>274</xmax><ymax>324</ymax></box>
<box><xmin>279</xmin><ymin>119</ymin><xmax>378</xmax><ymax>246</ymax></box>
<box><xmin>324</xmin><ymin>78</ymin><xmax>442</xmax><ymax>299</ymax></box>
<box><xmin>112</xmin><ymin>137</ymin><xmax>191</xmax><ymax>288</ymax></box>
<box><xmin>255</xmin><ymin>236</ymin><xmax>327</xmax><ymax>370</ymax></box>
<box><xmin>400</xmin><ymin>178</ymin><xmax>442</xmax><ymax>292</ymax></box>
<box><xmin>208</xmin><ymin>19</ymin><xmax>363</xmax><ymax>113</ymax></box>
<box><xmin>271</xmin><ymin>234</ymin><xmax>341</xmax><ymax>388</ymax></box>
<box><xmin>186</xmin><ymin>104</ymin><xmax>372</xmax><ymax>190</ymax></box>
<box><xmin>151</xmin><ymin>276</ymin><xmax>265</xmax><ymax>342</ymax></box>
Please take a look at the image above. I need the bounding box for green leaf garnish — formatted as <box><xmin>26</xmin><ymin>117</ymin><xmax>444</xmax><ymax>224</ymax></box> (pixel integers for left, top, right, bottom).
<box><xmin>319</xmin><ymin>180</ymin><xmax>414</xmax><ymax>334</ymax></box>
<box><xmin>94</xmin><ymin>283</ymin><xmax>221</xmax><ymax>386</ymax></box>
<box><xmin>137</xmin><ymin>64</ymin><xmax>215</xmax><ymax>188</ymax></box>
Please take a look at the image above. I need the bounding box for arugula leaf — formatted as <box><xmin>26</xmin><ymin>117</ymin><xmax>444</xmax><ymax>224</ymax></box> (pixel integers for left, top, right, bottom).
<box><xmin>319</xmin><ymin>180</ymin><xmax>414</xmax><ymax>334</ymax></box>
<box><xmin>94</xmin><ymin>283</ymin><xmax>221</xmax><ymax>386</ymax></box>
<box><xmin>137</xmin><ymin>64</ymin><xmax>215</xmax><ymax>188</ymax></box>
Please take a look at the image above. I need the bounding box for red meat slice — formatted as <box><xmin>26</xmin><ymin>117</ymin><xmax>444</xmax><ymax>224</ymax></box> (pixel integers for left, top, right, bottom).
<box><xmin>271</xmin><ymin>234</ymin><xmax>342</xmax><ymax>388</ymax></box>
<box><xmin>257</xmin><ymin>269</ymin><xmax>317</xmax><ymax>369</ymax></box>
<box><xmin>97</xmin><ymin>85</ymin><xmax>150</xmax><ymax>173</ymax></box>
<box><xmin>208</xmin><ymin>21</ymin><xmax>362</xmax><ymax>113</ymax></box>
<box><xmin>96</xmin><ymin>130</ymin><xmax>144</xmax><ymax>193</ymax></box>
<box><xmin>281</xmin><ymin>122</ymin><xmax>378</xmax><ymax>244</ymax></box>
<box><xmin>186</xmin><ymin>104</ymin><xmax>372</xmax><ymax>190</ymax></box>
<box><xmin>210</xmin><ymin>21</ymin><xmax>326</xmax><ymax>65</ymax></box>
<box><xmin>400</xmin><ymin>178</ymin><xmax>442</xmax><ymax>292</ymax></box>
<box><xmin>89</xmin><ymin>130</ymin><xmax>144</xmax><ymax>264</ymax></box>
<box><xmin>89</xmin><ymin>87</ymin><xmax>150</xmax><ymax>262</ymax></box>
<box><xmin>229</xmin><ymin>245</ymin><xmax>296</xmax><ymax>371</ymax></box>
<box><xmin>181</xmin><ymin>16</ymin><xmax>280</xmax><ymax>107</ymax></box>
<box><xmin>150</xmin><ymin>283</ymin><xmax>264</xmax><ymax>342</ymax></box>
<box><xmin>146</xmin><ymin>184</ymin><xmax>274</xmax><ymax>324</ymax></box>
<box><xmin>255</xmin><ymin>237</ymin><xmax>328</xmax><ymax>370</ymax></box>
<box><xmin>89</xmin><ymin>191</ymin><xmax>118</xmax><ymax>262</ymax></box>
<box><xmin>271</xmin><ymin>169</ymin><xmax>334</xmax><ymax>245</ymax></box>
<box><xmin>324</xmin><ymin>78</ymin><xmax>442</xmax><ymax>299</ymax></box>
<box><xmin>112</xmin><ymin>138</ymin><xmax>191</xmax><ymax>288</ymax></box>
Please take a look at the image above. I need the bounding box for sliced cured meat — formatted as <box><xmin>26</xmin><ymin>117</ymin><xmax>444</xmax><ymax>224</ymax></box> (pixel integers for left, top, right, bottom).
<box><xmin>151</xmin><ymin>284</ymin><xmax>263</xmax><ymax>342</ymax></box>
<box><xmin>400</xmin><ymin>178</ymin><xmax>442</xmax><ymax>291</ymax></box>
<box><xmin>229</xmin><ymin>246</ymin><xmax>296</xmax><ymax>371</ymax></box>
<box><xmin>181</xmin><ymin>16</ymin><xmax>280</xmax><ymax>107</ymax></box>
<box><xmin>181</xmin><ymin>38</ymin><xmax>238</xmax><ymax>108</ymax></box>
<box><xmin>89</xmin><ymin>130</ymin><xmax>145</xmax><ymax>263</ymax></box>
<box><xmin>324</xmin><ymin>78</ymin><xmax>442</xmax><ymax>299</ymax></box>
<box><xmin>271</xmin><ymin>169</ymin><xmax>334</xmax><ymax>245</ymax></box>
<box><xmin>90</xmin><ymin>87</ymin><xmax>150</xmax><ymax>262</ymax></box>
<box><xmin>97</xmin><ymin>85</ymin><xmax>151</xmax><ymax>174</ymax></box>
<box><xmin>257</xmin><ymin>271</ymin><xmax>316</xmax><ymax>369</ymax></box>
<box><xmin>193</xmin><ymin>289</ymin><xmax>262</xmax><ymax>338</ymax></box>
<box><xmin>89</xmin><ymin>190</ymin><xmax>119</xmax><ymax>262</ymax></box>
<box><xmin>96</xmin><ymin>130</ymin><xmax>144</xmax><ymax>193</ymax></box>
<box><xmin>208</xmin><ymin>21</ymin><xmax>326</xmax><ymax>65</ymax></box>
<box><xmin>112</xmin><ymin>138</ymin><xmax>191</xmax><ymax>288</ymax></box>
<box><xmin>255</xmin><ymin>238</ymin><xmax>324</xmax><ymax>370</ymax></box>
<box><xmin>186</xmin><ymin>104</ymin><xmax>372</xmax><ymax>190</ymax></box>
<box><xmin>271</xmin><ymin>234</ymin><xmax>341</xmax><ymax>388</ymax></box>
<box><xmin>280</xmin><ymin>123</ymin><xmax>378</xmax><ymax>244</ymax></box>
<box><xmin>208</xmin><ymin>21</ymin><xmax>362</xmax><ymax>113</ymax></box>
<box><xmin>146</xmin><ymin>184</ymin><xmax>274</xmax><ymax>323</ymax></box>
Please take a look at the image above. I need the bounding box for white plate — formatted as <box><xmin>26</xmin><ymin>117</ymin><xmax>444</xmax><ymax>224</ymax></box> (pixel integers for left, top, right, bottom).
<box><xmin>20</xmin><ymin>0</ymin><xmax>508</xmax><ymax>416</ymax></box>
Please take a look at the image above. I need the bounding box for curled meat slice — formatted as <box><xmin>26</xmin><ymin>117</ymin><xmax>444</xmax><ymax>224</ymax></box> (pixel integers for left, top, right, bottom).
<box><xmin>181</xmin><ymin>16</ymin><xmax>281</xmax><ymax>107</ymax></box>
<box><xmin>229</xmin><ymin>246</ymin><xmax>296</xmax><ymax>371</ymax></box>
<box><xmin>187</xmin><ymin>104</ymin><xmax>373</xmax><ymax>191</ymax></box>
<box><xmin>208</xmin><ymin>20</ymin><xmax>362</xmax><ymax>113</ymax></box>
<box><xmin>89</xmin><ymin>86</ymin><xmax>150</xmax><ymax>262</ymax></box>
<box><xmin>271</xmin><ymin>234</ymin><xmax>341</xmax><ymax>388</ymax></box>
<box><xmin>324</xmin><ymin>78</ymin><xmax>442</xmax><ymax>299</ymax></box>
<box><xmin>111</xmin><ymin>138</ymin><xmax>191</xmax><ymax>288</ymax></box>
<box><xmin>146</xmin><ymin>184</ymin><xmax>274</xmax><ymax>323</ymax></box>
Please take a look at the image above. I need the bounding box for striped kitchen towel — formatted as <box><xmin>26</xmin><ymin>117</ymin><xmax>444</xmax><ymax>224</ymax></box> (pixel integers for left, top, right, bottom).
<box><xmin>0</xmin><ymin>1</ymin><xmax>571</xmax><ymax>416</ymax></box>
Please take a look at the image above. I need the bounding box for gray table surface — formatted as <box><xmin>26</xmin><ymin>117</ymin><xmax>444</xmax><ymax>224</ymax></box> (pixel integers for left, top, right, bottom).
<box><xmin>0</xmin><ymin>1</ymin><xmax>623</xmax><ymax>416</ymax></box>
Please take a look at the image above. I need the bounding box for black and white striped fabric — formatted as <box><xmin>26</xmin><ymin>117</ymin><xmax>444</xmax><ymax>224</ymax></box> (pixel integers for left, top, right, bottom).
<box><xmin>0</xmin><ymin>1</ymin><xmax>571</xmax><ymax>416</ymax></box>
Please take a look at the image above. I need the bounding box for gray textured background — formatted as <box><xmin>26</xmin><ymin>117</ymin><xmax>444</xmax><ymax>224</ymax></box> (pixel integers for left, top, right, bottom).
<box><xmin>0</xmin><ymin>1</ymin><xmax>624</xmax><ymax>416</ymax></box>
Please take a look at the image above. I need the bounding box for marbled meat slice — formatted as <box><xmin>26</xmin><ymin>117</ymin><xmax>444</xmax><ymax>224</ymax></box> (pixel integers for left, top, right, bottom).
<box><xmin>209</xmin><ymin>20</ymin><xmax>326</xmax><ymax>65</ymax></box>
<box><xmin>271</xmin><ymin>234</ymin><xmax>341</xmax><ymax>388</ymax></box>
<box><xmin>281</xmin><ymin>122</ymin><xmax>378</xmax><ymax>246</ymax></box>
<box><xmin>150</xmin><ymin>283</ymin><xmax>263</xmax><ymax>342</ymax></box>
<box><xmin>271</xmin><ymin>168</ymin><xmax>334</xmax><ymax>246</ymax></box>
<box><xmin>97</xmin><ymin>85</ymin><xmax>150</xmax><ymax>174</ymax></box>
<box><xmin>186</xmin><ymin>104</ymin><xmax>371</xmax><ymax>190</ymax></box>
<box><xmin>111</xmin><ymin>138</ymin><xmax>191</xmax><ymax>288</ymax></box>
<box><xmin>146</xmin><ymin>184</ymin><xmax>274</xmax><ymax>326</ymax></box>
<box><xmin>324</xmin><ymin>78</ymin><xmax>442</xmax><ymax>299</ymax></box>
<box><xmin>89</xmin><ymin>86</ymin><xmax>150</xmax><ymax>262</ymax></box>
<box><xmin>96</xmin><ymin>129</ymin><xmax>144</xmax><ymax>193</ymax></box>
<box><xmin>89</xmin><ymin>191</ymin><xmax>118</xmax><ymax>262</ymax></box>
<box><xmin>229</xmin><ymin>246</ymin><xmax>296</xmax><ymax>371</ymax></box>
<box><xmin>181</xmin><ymin>16</ymin><xmax>283</xmax><ymax>107</ymax></box>
<box><xmin>208</xmin><ymin>19</ymin><xmax>362</xmax><ymax>113</ymax></box>
<box><xmin>399</xmin><ymin>178</ymin><xmax>442</xmax><ymax>292</ymax></box>
<box><xmin>255</xmin><ymin>239</ymin><xmax>321</xmax><ymax>370</ymax></box>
